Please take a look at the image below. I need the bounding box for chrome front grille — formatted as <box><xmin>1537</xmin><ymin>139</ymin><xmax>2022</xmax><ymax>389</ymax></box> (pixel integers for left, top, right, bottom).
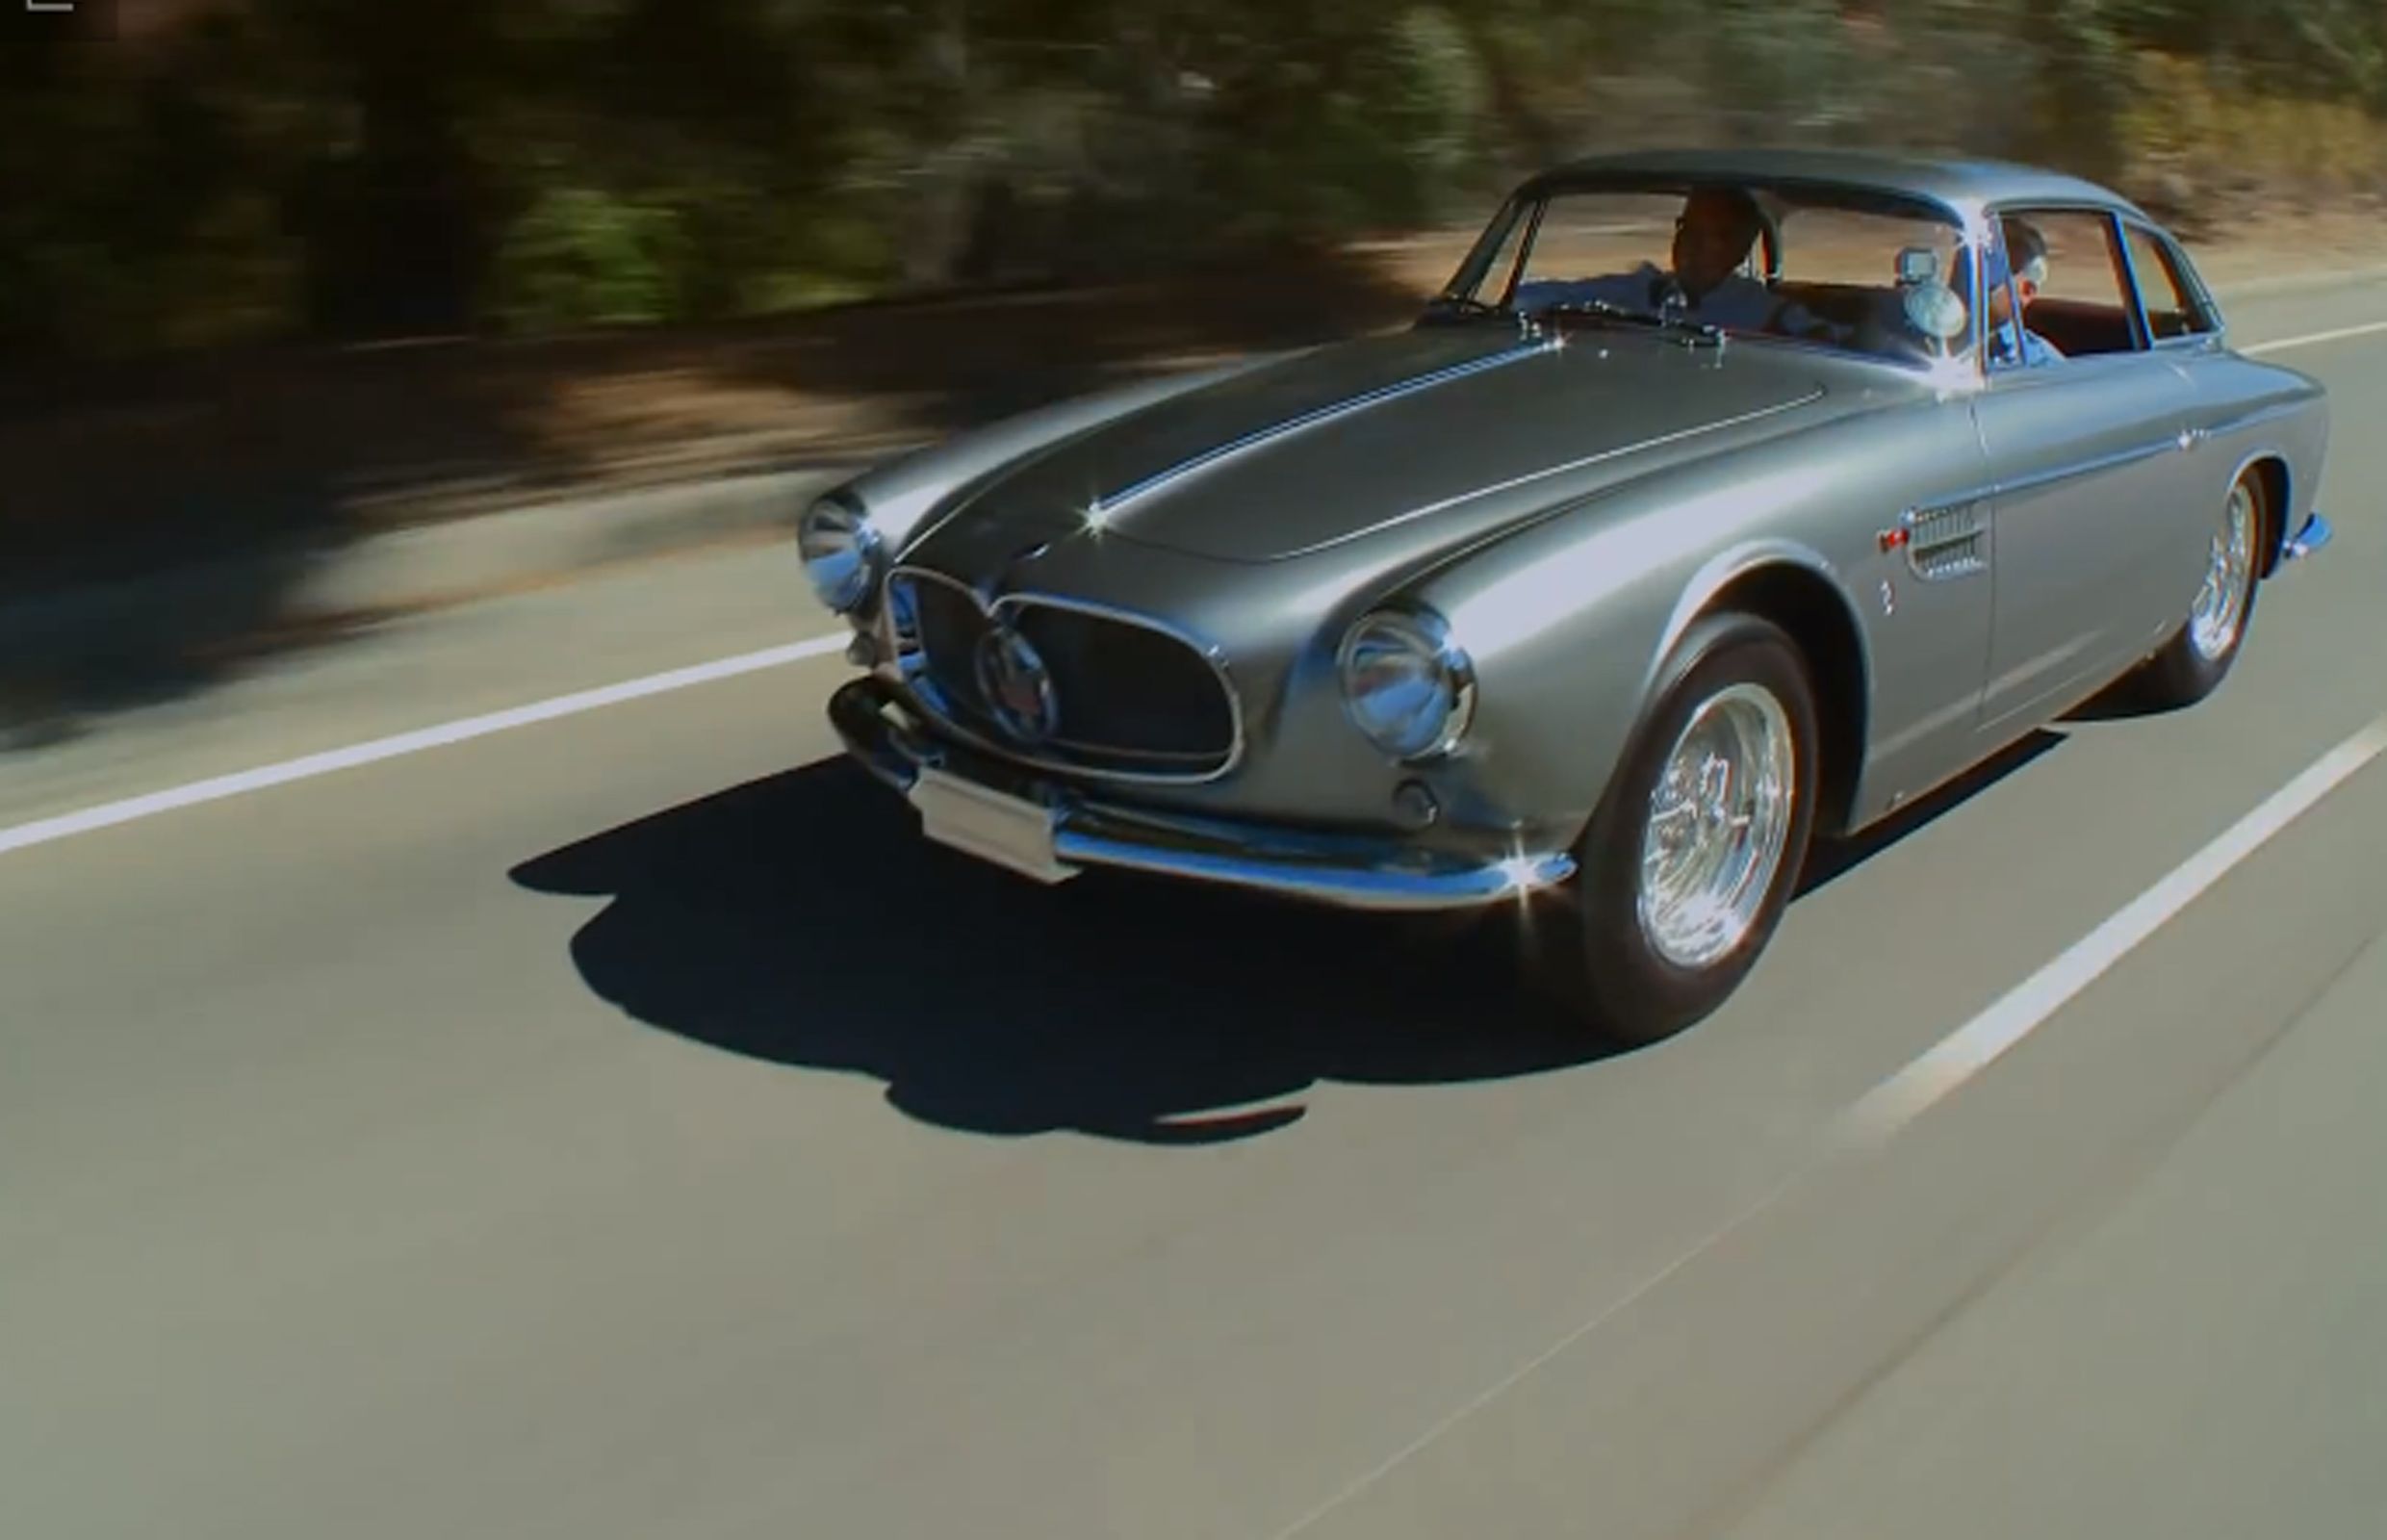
<box><xmin>885</xmin><ymin>568</ymin><xmax>1240</xmax><ymax>780</ymax></box>
<box><xmin>903</xmin><ymin>574</ymin><xmax>993</xmax><ymax>714</ymax></box>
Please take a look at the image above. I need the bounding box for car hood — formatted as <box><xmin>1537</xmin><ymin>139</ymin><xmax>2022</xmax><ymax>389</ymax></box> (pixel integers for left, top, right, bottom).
<box><xmin>901</xmin><ymin>324</ymin><xmax>1835</xmax><ymax>570</ymax></box>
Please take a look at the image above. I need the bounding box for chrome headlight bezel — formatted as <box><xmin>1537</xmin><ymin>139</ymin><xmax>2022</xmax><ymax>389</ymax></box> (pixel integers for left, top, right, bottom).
<box><xmin>1336</xmin><ymin>606</ymin><xmax>1477</xmax><ymax>762</ymax></box>
<box><xmin>798</xmin><ymin>496</ymin><xmax>884</xmax><ymax>614</ymax></box>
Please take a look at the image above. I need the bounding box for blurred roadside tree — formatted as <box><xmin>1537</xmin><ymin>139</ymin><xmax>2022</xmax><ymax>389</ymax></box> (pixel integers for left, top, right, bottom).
<box><xmin>4</xmin><ymin>0</ymin><xmax>2384</xmax><ymax>359</ymax></box>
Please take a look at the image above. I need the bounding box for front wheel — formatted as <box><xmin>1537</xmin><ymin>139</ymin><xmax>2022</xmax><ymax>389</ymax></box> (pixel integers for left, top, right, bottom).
<box><xmin>1537</xmin><ymin>612</ymin><xmax>1821</xmax><ymax>1047</ymax></box>
<box><xmin>2125</xmin><ymin>468</ymin><xmax>2268</xmax><ymax>710</ymax></box>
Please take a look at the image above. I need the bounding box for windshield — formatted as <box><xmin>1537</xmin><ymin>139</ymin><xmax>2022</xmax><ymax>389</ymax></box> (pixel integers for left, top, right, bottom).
<box><xmin>1440</xmin><ymin>182</ymin><xmax>1982</xmax><ymax>372</ymax></box>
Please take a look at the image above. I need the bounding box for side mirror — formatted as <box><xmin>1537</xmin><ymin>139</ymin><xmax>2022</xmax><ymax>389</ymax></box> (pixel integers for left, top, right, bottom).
<box><xmin>1903</xmin><ymin>282</ymin><xmax>1969</xmax><ymax>344</ymax></box>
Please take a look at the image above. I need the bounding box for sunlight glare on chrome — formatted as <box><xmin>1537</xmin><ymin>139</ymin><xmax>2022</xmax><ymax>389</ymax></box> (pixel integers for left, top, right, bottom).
<box><xmin>1495</xmin><ymin>837</ymin><xmax>1554</xmax><ymax>912</ymax></box>
<box><xmin>1497</xmin><ymin>853</ymin><xmax>1544</xmax><ymax>894</ymax></box>
<box><xmin>1921</xmin><ymin>350</ymin><xmax>1986</xmax><ymax>398</ymax></box>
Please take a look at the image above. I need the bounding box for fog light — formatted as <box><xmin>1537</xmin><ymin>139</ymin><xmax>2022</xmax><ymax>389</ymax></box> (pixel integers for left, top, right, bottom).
<box><xmin>1392</xmin><ymin>779</ymin><xmax>1441</xmax><ymax>831</ymax></box>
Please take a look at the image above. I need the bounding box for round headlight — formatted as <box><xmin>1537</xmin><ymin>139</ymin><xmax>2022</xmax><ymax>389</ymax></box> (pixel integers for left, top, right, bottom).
<box><xmin>1337</xmin><ymin>608</ymin><xmax>1476</xmax><ymax>760</ymax></box>
<box><xmin>798</xmin><ymin>497</ymin><xmax>882</xmax><ymax>613</ymax></box>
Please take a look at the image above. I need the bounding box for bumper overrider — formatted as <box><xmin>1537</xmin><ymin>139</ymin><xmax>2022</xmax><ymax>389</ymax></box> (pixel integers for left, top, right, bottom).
<box><xmin>828</xmin><ymin>674</ymin><xmax>1578</xmax><ymax>911</ymax></box>
<box><xmin>2281</xmin><ymin>510</ymin><xmax>2333</xmax><ymax>564</ymax></box>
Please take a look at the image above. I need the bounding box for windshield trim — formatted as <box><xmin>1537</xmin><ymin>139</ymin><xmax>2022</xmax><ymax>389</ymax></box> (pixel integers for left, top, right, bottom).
<box><xmin>1444</xmin><ymin>176</ymin><xmax>1988</xmax><ymax>379</ymax></box>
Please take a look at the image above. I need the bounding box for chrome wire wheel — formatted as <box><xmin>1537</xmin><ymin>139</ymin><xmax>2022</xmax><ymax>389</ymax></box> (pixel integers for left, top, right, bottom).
<box><xmin>1636</xmin><ymin>681</ymin><xmax>1798</xmax><ymax>970</ymax></box>
<box><xmin>2188</xmin><ymin>480</ymin><xmax>2258</xmax><ymax>663</ymax></box>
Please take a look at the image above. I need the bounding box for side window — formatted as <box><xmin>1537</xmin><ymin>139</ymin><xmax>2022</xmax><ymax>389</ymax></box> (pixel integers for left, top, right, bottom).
<box><xmin>2122</xmin><ymin>225</ymin><xmax>2220</xmax><ymax>340</ymax></box>
<box><xmin>1992</xmin><ymin>208</ymin><xmax>2143</xmax><ymax>363</ymax></box>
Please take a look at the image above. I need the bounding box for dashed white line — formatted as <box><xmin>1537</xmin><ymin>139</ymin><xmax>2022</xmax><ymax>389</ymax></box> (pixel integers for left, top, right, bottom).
<box><xmin>1837</xmin><ymin>710</ymin><xmax>2387</xmax><ymax>1144</ymax></box>
<box><xmin>1272</xmin><ymin>709</ymin><xmax>2387</xmax><ymax>1538</ymax></box>
<box><xmin>2242</xmin><ymin>318</ymin><xmax>2387</xmax><ymax>354</ymax></box>
<box><xmin>0</xmin><ymin>633</ymin><xmax>849</xmax><ymax>858</ymax></box>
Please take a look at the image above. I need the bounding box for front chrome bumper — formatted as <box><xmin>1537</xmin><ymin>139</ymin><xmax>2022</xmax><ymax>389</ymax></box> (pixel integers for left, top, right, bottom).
<box><xmin>827</xmin><ymin>675</ymin><xmax>1577</xmax><ymax>911</ymax></box>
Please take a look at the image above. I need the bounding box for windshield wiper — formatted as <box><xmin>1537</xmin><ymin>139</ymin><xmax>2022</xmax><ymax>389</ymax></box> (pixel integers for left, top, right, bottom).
<box><xmin>1537</xmin><ymin>298</ymin><xmax>1727</xmax><ymax>348</ymax></box>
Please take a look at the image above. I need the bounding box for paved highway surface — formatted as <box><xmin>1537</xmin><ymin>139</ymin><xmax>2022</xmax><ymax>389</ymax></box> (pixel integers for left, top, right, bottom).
<box><xmin>8</xmin><ymin>282</ymin><xmax>2387</xmax><ymax>1540</ymax></box>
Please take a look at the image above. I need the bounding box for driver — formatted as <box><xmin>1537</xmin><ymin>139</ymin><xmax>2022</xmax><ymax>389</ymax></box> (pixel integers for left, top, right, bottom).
<box><xmin>1519</xmin><ymin>186</ymin><xmax>1814</xmax><ymax>334</ymax></box>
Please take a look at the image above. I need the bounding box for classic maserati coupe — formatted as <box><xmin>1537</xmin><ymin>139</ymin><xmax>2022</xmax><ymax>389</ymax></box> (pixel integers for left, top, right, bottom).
<box><xmin>803</xmin><ymin>148</ymin><xmax>2334</xmax><ymax>1045</ymax></box>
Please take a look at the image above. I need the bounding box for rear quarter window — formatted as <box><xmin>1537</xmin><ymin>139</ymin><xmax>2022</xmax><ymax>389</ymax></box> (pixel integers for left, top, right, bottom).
<box><xmin>2123</xmin><ymin>224</ymin><xmax>2220</xmax><ymax>340</ymax></box>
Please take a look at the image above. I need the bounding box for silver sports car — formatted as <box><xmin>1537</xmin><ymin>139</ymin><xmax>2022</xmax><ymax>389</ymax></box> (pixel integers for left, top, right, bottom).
<box><xmin>804</xmin><ymin>148</ymin><xmax>2334</xmax><ymax>1044</ymax></box>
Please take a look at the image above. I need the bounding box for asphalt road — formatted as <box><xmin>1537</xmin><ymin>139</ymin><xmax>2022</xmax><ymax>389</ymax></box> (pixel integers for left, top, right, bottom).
<box><xmin>8</xmin><ymin>281</ymin><xmax>2387</xmax><ymax>1540</ymax></box>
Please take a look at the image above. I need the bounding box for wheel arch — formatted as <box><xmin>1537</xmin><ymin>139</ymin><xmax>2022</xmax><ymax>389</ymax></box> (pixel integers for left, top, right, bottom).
<box><xmin>2238</xmin><ymin>450</ymin><xmax>2291</xmax><ymax>578</ymax></box>
<box><xmin>1663</xmin><ymin>550</ymin><xmax>1873</xmax><ymax>838</ymax></box>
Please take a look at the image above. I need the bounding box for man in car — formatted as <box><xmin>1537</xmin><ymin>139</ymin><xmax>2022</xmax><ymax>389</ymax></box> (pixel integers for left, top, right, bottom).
<box><xmin>1981</xmin><ymin>217</ymin><xmax>2063</xmax><ymax>366</ymax></box>
<box><xmin>1516</xmin><ymin>185</ymin><xmax>1814</xmax><ymax>334</ymax></box>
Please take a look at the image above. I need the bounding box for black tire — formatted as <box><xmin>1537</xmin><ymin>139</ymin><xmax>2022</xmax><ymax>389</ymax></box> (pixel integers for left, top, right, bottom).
<box><xmin>2125</xmin><ymin>467</ymin><xmax>2269</xmax><ymax>711</ymax></box>
<box><xmin>1536</xmin><ymin>611</ymin><xmax>1822</xmax><ymax>1048</ymax></box>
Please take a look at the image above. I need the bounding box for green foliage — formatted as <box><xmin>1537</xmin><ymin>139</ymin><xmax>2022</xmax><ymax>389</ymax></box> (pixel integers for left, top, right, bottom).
<box><xmin>1705</xmin><ymin>0</ymin><xmax>1864</xmax><ymax>141</ymax></box>
<box><xmin>488</xmin><ymin>186</ymin><xmax>682</xmax><ymax>331</ymax></box>
<box><xmin>9</xmin><ymin>0</ymin><xmax>2387</xmax><ymax>357</ymax></box>
<box><xmin>1387</xmin><ymin>9</ymin><xmax>1493</xmax><ymax>213</ymax></box>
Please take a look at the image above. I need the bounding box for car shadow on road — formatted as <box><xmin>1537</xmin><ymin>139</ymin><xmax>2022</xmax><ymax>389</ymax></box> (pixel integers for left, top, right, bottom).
<box><xmin>509</xmin><ymin>757</ymin><xmax>1616</xmax><ymax>1145</ymax></box>
<box><xmin>1796</xmin><ymin>728</ymin><xmax>2067</xmax><ymax>895</ymax></box>
<box><xmin>512</xmin><ymin>727</ymin><xmax>2070</xmax><ymax>1145</ymax></box>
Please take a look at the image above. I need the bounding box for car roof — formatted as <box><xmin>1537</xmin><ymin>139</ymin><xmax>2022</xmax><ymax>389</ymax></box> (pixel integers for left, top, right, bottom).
<box><xmin>1520</xmin><ymin>147</ymin><xmax>2150</xmax><ymax>225</ymax></box>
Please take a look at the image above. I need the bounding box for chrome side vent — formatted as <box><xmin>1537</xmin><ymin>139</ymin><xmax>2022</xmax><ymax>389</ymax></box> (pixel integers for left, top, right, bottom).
<box><xmin>1904</xmin><ymin>500</ymin><xmax>1989</xmax><ymax>581</ymax></box>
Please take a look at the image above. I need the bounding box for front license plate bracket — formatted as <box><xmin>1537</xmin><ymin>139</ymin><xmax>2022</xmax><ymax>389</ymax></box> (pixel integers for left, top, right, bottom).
<box><xmin>908</xmin><ymin>767</ymin><xmax>1079</xmax><ymax>885</ymax></box>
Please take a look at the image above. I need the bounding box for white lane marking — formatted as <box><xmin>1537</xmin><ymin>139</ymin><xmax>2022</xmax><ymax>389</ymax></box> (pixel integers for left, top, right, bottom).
<box><xmin>0</xmin><ymin>633</ymin><xmax>848</xmax><ymax>858</ymax></box>
<box><xmin>1274</xmin><ymin>710</ymin><xmax>2387</xmax><ymax>1539</ymax></box>
<box><xmin>1838</xmin><ymin>711</ymin><xmax>2387</xmax><ymax>1146</ymax></box>
<box><xmin>2243</xmin><ymin>318</ymin><xmax>2387</xmax><ymax>354</ymax></box>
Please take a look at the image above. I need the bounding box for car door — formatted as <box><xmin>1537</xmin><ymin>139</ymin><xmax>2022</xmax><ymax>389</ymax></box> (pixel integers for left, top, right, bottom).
<box><xmin>2116</xmin><ymin>218</ymin><xmax>2257</xmax><ymax>603</ymax></box>
<box><xmin>1972</xmin><ymin>206</ymin><xmax>2204</xmax><ymax>735</ymax></box>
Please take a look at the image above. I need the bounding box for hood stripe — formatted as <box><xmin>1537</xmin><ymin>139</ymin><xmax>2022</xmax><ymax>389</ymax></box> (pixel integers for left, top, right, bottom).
<box><xmin>1256</xmin><ymin>387</ymin><xmax>1828</xmax><ymax>561</ymax></box>
<box><xmin>1091</xmin><ymin>335</ymin><xmax>1561</xmax><ymax>519</ymax></box>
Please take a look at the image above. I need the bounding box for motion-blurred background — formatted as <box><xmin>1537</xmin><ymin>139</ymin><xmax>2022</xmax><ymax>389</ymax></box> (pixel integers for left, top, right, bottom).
<box><xmin>6</xmin><ymin>2</ymin><xmax>2384</xmax><ymax>713</ymax></box>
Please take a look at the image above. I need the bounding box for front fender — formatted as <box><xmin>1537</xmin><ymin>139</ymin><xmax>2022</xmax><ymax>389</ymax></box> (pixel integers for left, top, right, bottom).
<box><xmin>1403</xmin><ymin>458</ymin><xmax>1877</xmax><ymax>847</ymax></box>
<box><xmin>1656</xmin><ymin>538</ymin><xmax>1866</xmax><ymax>683</ymax></box>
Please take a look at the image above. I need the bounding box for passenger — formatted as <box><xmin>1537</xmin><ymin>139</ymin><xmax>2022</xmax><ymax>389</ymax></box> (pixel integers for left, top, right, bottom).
<box><xmin>1980</xmin><ymin>218</ymin><xmax>2064</xmax><ymax>366</ymax></box>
